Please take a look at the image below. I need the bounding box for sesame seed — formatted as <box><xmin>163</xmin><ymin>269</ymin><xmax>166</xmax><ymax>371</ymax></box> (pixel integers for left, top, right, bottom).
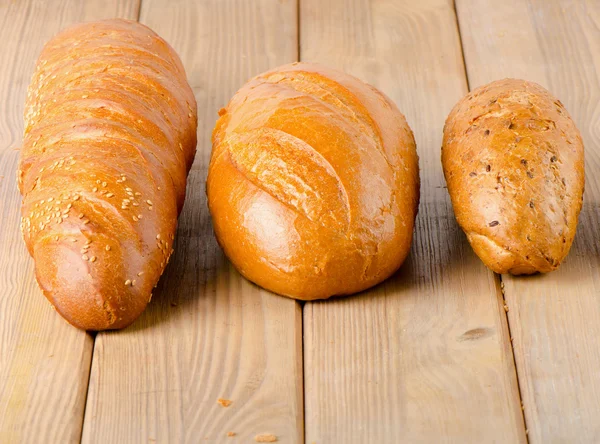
<box><xmin>123</xmin><ymin>199</ymin><xmax>130</xmax><ymax>203</ymax></box>
<box><xmin>74</xmin><ymin>195</ymin><xmax>80</xmax><ymax>201</ymax></box>
<box><xmin>132</xmin><ymin>202</ymin><xmax>139</xmax><ymax>206</ymax></box>
<box><xmin>90</xmin><ymin>256</ymin><xmax>97</xmax><ymax>262</ymax></box>
<box><xmin>105</xmin><ymin>245</ymin><xmax>111</xmax><ymax>251</ymax></box>
<box><xmin>126</xmin><ymin>187</ymin><xmax>132</xmax><ymax>192</ymax></box>
<box><xmin>106</xmin><ymin>193</ymin><xmax>114</xmax><ymax>198</ymax></box>
<box><xmin>96</xmin><ymin>180</ymin><xmax>101</xmax><ymax>184</ymax></box>
<box><xmin>137</xmin><ymin>271</ymin><xmax>144</xmax><ymax>276</ymax></box>
<box><xmin>82</xmin><ymin>254</ymin><xmax>89</xmax><ymax>261</ymax></box>
<box><xmin>158</xmin><ymin>187</ymin><xmax>161</xmax><ymax>191</ymax></box>
<box><xmin>146</xmin><ymin>200</ymin><xmax>153</xmax><ymax>205</ymax></box>
<box><xmin>71</xmin><ymin>239</ymin><xmax>77</xmax><ymax>242</ymax></box>
<box><xmin>93</xmin><ymin>187</ymin><xmax>98</xmax><ymax>192</ymax></box>
<box><xmin>149</xmin><ymin>206</ymin><xmax>153</xmax><ymax>210</ymax></box>
<box><xmin>132</xmin><ymin>216</ymin><xmax>138</xmax><ymax>221</ymax></box>
<box><xmin>125</xmin><ymin>279</ymin><xmax>131</xmax><ymax>286</ymax></box>
<box><xmin>55</xmin><ymin>235</ymin><xmax>59</xmax><ymax>241</ymax></box>
<box><xmin>138</xmin><ymin>214</ymin><xmax>142</xmax><ymax>219</ymax></box>
<box><xmin>67</xmin><ymin>203</ymin><xmax>72</xmax><ymax>209</ymax></box>
<box><xmin>62</xmin><ymin>209</ymin><xmax>69</xmax><ymax>214</ymax></box>
<box><xmin>132</xmin><ymin>280</ymin><xmax>136</xmax><ymax>286</ymax></box>
<box><xmin>156</xmin><ymin>234</ymin><xmax>161</xmax><ymax>239</ymax></box>
<box><xmin>102</xmin><ymin>182</ymin><xmax>107</xmax><ymax>187</ymax></box>
<box><xmin>78</xmin><ymin>213</ymin><xmax>84</xmax><ymax>218</ymax></box>
<box><xmin>135</xmin><ymin>192</ymin><xmax>141</xmax><ymax>196</ymax></box>
<box><xmin>48</xmin><ymin>197</ymin><xmax>53</xmax><ymax>202</ymax></box>
<box><xmin>86</xmin><ymin>240</ymin><xmax>92</xmax><ymax>245</ymax></box>
<box><xmin>83</xmin><ymin>219</ymin><xmax>90</xmax><ymax>225</ymax></box>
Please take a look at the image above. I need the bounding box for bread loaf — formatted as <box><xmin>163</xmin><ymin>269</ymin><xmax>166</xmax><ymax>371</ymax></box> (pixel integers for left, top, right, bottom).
<box><xmin>442</xmin><ymin>79</ymin><xmax>584</xmax><ymax>274</ymax></box>
<box><xmin>207</xmin><ymin>62</ymin><xmax>419</xmax><ymax>300</ymax></box>
<box><xmin>18</xmin><ymin>19</ymin><xmax>197</xmax><ymax>330</ymax></box>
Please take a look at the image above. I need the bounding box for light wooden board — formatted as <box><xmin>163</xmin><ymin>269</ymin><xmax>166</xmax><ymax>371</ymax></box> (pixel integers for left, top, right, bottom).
<box><xmin>0</xmin><ymin>1</ymin><xmax>139</xmax><ymax>442</ymax></box>
<box><xmin>80</xmin><ymin>1</ymin><xmax>303</xmax><ymax>442</ymax></box>
<box><xmin>301</xmin><ymin>0</ymin><xmax>527</xmax><ymax>442</ymax></box>
<box><xmin>456</xmin><ymin>0</ymin><xmax>600</xmax><ymax>441</ymax></box>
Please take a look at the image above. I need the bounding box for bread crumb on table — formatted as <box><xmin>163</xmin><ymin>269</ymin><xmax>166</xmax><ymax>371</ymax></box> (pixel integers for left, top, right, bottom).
<box><xmin>255</xmin><ymin>433</ymin><xmax>278</xmax><ymax>442</ymax></box>
<box><xmin>217</xmin><ymin>398</ymin><xmax>232</xmax><ymax>407</ymax></box>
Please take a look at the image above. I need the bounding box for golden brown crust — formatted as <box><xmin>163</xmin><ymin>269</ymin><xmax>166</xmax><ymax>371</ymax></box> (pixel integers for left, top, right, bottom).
<box><xmin>207</xmin><ymin>62</ymin><xmax>419</xmax><ymax>300</ymax></box>
<box><xmin>18</xmin><ymin>19</ymin><xmax>197</xmax><ymax>330</ymax></box>
<box><xmin>442</xmin><ymin>79</ymin><xmax>584</xmax><ymax>274</ymax></box>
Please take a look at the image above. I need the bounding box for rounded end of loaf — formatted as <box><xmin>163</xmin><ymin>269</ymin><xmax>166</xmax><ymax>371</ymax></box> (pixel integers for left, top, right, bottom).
<box><xmin>466</xmin><ymin>232</ymin><xmax>548</xmax><ymax>275</ymax></box>
<box><xmin>33</xmin><ymin>237</ymin><xmax>149</xmax><ymax>331</ymax></box>
<box><xmin>208</xmin><ymin>62</ymin><xmax>419</xmax><ymax>300</ymax></box>
<box><xmin>208</xmin><ymin>157</ymin><xmax>415</xmax><ymax>300</ymax></box>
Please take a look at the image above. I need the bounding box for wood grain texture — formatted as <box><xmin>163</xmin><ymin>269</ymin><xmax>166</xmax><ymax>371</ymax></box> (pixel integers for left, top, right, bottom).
<box><xmin>456</xmin><ymin>0</ymin><xmax>600</xmax><ymax>441</ymax></box>
<box><xmin>81</xmin><ymin>0</ymin><xmax>303</xmax><ymax>442</ymax></box>
<box><xmin>0</xmin><ymin>1</ymin><xmax>139</xmax><ymax>442</ymax></box>
<box><xmin>301</xmin><ymin>0</ymin><xmax>526</xmax><ymax>442</ymax></box>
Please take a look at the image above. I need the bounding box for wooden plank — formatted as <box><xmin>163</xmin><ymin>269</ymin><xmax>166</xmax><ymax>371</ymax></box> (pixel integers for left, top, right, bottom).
<box><xmin>456</xmin><ymin>0</ymin><xmax>600</xmax><ymax>441</ymax></box>
<box><xmin>81</xmin><ymin>1</ymin><xmax>302</xmax><ymax>442</ymax></box>
<box><xmin>301</xmin><ymin>0</ymin><xmax>527</xmax><ymax>442</ymax></box>
<box><xmin>0</xmin><ymin>1</ymin><xmax>139</xmax><ymax>442</ymax></box>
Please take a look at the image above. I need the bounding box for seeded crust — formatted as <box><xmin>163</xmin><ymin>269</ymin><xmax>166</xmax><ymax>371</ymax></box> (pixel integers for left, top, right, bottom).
<box><xmin>207</xmin><ymin>62</ymin><xmax>420</xmax><ymax>300</ymax></box>
<box><xmin>18</xmin><ymin>19</ymin><xmax>197</xmax><ymax>330</ymax></box>
<box><xmin>442</xmin><ymin>79</ymin><xmax>584</xmax><ymax>274</ymax></box>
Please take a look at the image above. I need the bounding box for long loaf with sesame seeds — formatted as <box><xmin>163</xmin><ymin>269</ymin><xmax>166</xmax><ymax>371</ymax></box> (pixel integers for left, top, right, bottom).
<box><xmin>17</xmin><ymin>19</ymin><xmax>197</xmax><ymax>330</ymax></box>
<box><xmin>442</xmin><ymin>79</ymin><xmax>584</xmax><ymax>274</ymax></box>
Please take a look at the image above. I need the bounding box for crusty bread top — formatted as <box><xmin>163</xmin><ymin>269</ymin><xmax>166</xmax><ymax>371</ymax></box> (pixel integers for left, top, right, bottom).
<box><xmin>208</xmin><ymin>62</ymin><xmax>420</xmax><ymax>299</ymax></box>
<box><xmin>18</xmin><ymin>19</ymin><xmax>197</xmax><ymax>330</ymax></box>
<box><xmin>442</xmin><ymin>79</ymin><xmax>584</xmax><ymax>274</ymax></box>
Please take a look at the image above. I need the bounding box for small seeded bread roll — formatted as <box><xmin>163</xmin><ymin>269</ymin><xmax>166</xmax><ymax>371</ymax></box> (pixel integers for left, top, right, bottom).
<box><xmin>207</xmin><ymin>62</ymin><xmax>420</xmax><ymax>300</ymax></box>
<box><xmin>18</xmin><ymin>19</ymin><xmax>197</xmax><ymax>330</ymax></box>
<box><xmin>442</xmin><ymin>79</ymin><xmax>584</xmax><ymax>274</ymax></box>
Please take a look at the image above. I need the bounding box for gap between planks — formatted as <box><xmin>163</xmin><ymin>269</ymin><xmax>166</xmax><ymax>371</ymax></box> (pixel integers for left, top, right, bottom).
<box><xmin>452</xmin><ymin>2</ymin><xmax>530</xmax><ymax>440</ymax></box>
<box><xmin>77</xmin><ymin>4</ymin><xmax>143</xmax><ymax>444</ymax></box>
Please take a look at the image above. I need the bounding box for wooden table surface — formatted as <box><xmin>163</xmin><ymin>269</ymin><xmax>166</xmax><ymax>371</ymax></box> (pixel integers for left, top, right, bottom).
<box><xmin>1</xmin><ymin>0</ymin><xmax>599</xmax><ymax>442</ymax></box>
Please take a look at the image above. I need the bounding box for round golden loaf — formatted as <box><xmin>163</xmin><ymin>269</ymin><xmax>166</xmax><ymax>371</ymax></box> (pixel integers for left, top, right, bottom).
<box><xmin>442</xmin><ymin>79</ymin><xmax>584</xmax><ymax>274</ymax></box>
<box><xmin>207</xmin><ymin>62</ymin><xmax>420</xmax><ymax>300</ymax></box>
<box><xmin>18</xmin><ymin>19</ymin><xmax>197</xmax><ymax>330</ymax></box>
